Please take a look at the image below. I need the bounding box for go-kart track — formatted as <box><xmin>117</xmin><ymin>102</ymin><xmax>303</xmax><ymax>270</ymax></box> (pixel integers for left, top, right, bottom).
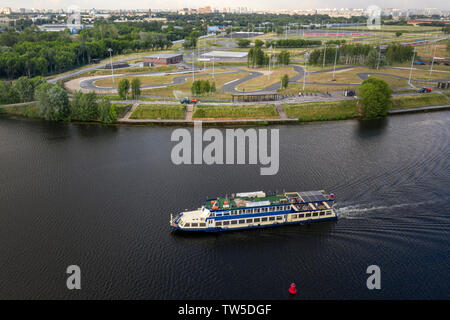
<box><xmin>68</xmin><ymin>62</ymin><xmax>450</xmax><ymax>97</ymax></box>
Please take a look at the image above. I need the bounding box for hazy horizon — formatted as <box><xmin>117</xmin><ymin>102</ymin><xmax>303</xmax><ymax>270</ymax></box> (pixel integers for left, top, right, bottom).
<box><xmin>1</xmin><ymin>0</ymin><xmax>449</xmax><ymax>11</ymax></box>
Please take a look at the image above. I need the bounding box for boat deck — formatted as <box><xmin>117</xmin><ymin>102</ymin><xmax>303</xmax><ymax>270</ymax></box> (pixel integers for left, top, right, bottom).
<box><xmin>205</xmin><ymin>190</ymin><xmax>332</xmax><ymax>210</ymax></box>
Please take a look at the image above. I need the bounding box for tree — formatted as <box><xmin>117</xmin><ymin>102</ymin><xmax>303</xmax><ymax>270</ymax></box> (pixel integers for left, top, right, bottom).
<box><xmin>359</xmin><ymin>78</ymin><xmax>393</xmax><ymax>119</ymax></box>
<box><xmin>70</xmin><ymin>91</ymin><xmax>98</xmax><ymax>121</ymax></box>
<box><xmin>131</xmin><ymin>78</ymin><xmax>141</xmax><ymax>100</ymax></box>
<box><xmin>35</xmin><ymin>83</ymin><xmax>69</xmax><ymax>121</ymax></box>
<box><xmin>98</xmin><ymin>97</ymin><xmax>117</xmax><ymax>123</ymax></box>
<box><xmin>211</xmin><ymin>81</ymin><xmax>216</xmax><ymax>93</ymax></box>
<box><xmin>183</xmin><ymin>37</ymin><xmax>197</xmax><ymax>49</ymax></box>
<box><xmin>395</xmin><ymin>32</ymin><xmax>402</xmax><ymax>37</ymax></box>
<box><xmin>236</xmin><ymin>38</ymin><xmax>251</xmax><ymax>48</ymax></box>
<box><xmin>277</xmin><ymin>51</ymin><xmax>290</xmax><ymax>65</ymax></box>
<box><xmin>248</xmin><ymin>47</ymin><xmax>269</xmax><ymax>68</ymax></box>
<box><xmin>118</xmin><ymin>78</ymin><xmax>130</xmax><ymax>100</ymax></box>
<box><xmin>367</xmin><ymin>49</ymin><xmax>383</xmax><ymax>69</ymax></box>
<box><xmin>14</xmin><ymin>77</ymin><xmax>34</xmax><ymax>102</ymax></box>
<box><xmin>281</xmin><ymin>74</ymin><xmax>289</xmax><ymax>89</ymax></box>
<box><xmin>254</xmin><ymin>40</ymin><xmax>264</xmax><ymax>48</ymax></box>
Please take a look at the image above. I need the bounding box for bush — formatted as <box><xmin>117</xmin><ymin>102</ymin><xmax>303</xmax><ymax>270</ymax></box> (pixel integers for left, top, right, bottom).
<box><xmin>98</xmin><ymin>97</ymin><xmax>117</xmax><ymax>123</ymax></box>
<box><xmin>236</xmin><ymin>39</ymin><xmax>251</xmax><ymax>48</ymax></box>
<box><xmin>70</xmin><ymin>91</ymin><xmax>98</xmax><ymax>121</ymax></box>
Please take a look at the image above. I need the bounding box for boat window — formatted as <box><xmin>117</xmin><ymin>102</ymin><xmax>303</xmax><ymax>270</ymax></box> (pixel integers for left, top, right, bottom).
<box><xmin>231</xmin><ymin>220</ymin><xmax>237</xmax><ymax>225</ymax></box>
<box><xmin>254</xmin><ymin>218</ymin><xmax>260</xmax><ymax>222</ymax></box>
<box><xmin>223</xmin><ymin>221</ymin><xmax>230</xmax><ymax>226</ymax></box>
<box><xmin>305</xmin><ymin>213</ymin><xmax>311</xmax><ymax>217</ymax></box>
<box><xmin>299</xmin><ymin>214</ymin><xmax>304</xmax><ymax>218</ymax></box>
<box><xmin>327</xmin><ymin>210</ymin><xmax>332</xmax><ymax>215</ymax></box>
<box><xmin>224</xmin><ymin>212</ymin><xmax>229</xmax><ymax>216</ymax></box>
<box><xmin>292</xmin><ymin>214</ymin><xmax>297</xmax><ymax>219</ymax></box>
<box><xmin>239</xmin><ymin>219</ymin><xmax>245</xmax><ymax>224</ymax></box>
<box><xmin>216</xmin><ymin>213</ymin><xmax>222</xmax><ymax>217</ymax></box>
<box><xmin>184</xmin><ymin>223</ymin><xmax>190</xmax><ymax>227</ymax></box>
<box><xmin>320</xmin><ymin>212</ymin><xmax>325</xmax><ymax>216</ymax></box>
<box><xmin>269</xmin><ymin>217</ymin><xmax>275</xmax><ymax>221</ymax></box>
<box><xmin>216</xmin><ymin>221</ymin><xmax>222</xmax><ymax>226</ymax></box>
<box><xmin>255</xmin><ymin>208</ymin><xmax>260</xmax><ymax>213</ymax></box>
<box><xmin>246</xmin><ymin>219</ymin><xmax>252</xmax><ymax>223</ymax></box>
<box><xmin>199</xmin><ymin>223</ymin><xmax>206</xmax><ymax>227</ymax></box>
<box><xmin>276</xmin><ymin>216</ymin><xmax>283</xmax><ymax>220</ymax></box>
<box><xmin>261</xmin><ymin>217</ymin><xmax>268</xmax><ymax>222</ymax></box>
<box><xmin>191</xmin><ymin>223</ymin><xmax>198</xmax><ymax>227</ymax></box>
<box><xmin>313</xmin><ymin>212</ymin><xmax>318</xmax><ymax>217</ymax></box>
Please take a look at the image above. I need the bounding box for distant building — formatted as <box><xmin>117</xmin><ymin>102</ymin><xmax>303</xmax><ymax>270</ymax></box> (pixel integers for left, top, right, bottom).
<box><xmin>207</xmin><ymin>25</ymin><xmax>225</xmax><ymax>33</ymax></box>
<box><xmin>199</xmin><ymin>6</ymin><xmax>212</xmax><ymax>14</ymax></box>
<box><xmin>143</xmin><ymin>53</ymin><xmax>183</xmax><ymax>65</ymax></box>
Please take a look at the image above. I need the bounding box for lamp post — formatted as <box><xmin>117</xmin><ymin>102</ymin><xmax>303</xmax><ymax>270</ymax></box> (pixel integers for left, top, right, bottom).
<box><xmin>303</xmin><ymin>51</ymin><xmax>308</xmax><ymax>91</ymax></box>
<box><xmin>408</xmin><ymin>49</ymin><xmax>416</xmax><ymax>86</ymax></box>
<box><xmin>322</xmin><ymin>41</ymin><xmax>327</xmax><ymax>68</ymax></box>
<box><xmin>332</xmin><ymin>45</ymin><xmax>338</xmax><ymax>81</ymax></box>
<box><xmin>108</xmin><ymin>48</ymin><xmax>114</xmax><ymax>84</ymax></box>
<box><xmin>429</xmin><ymin>44</ymin><xmax>437</xmax><ymax>77</ymax></box>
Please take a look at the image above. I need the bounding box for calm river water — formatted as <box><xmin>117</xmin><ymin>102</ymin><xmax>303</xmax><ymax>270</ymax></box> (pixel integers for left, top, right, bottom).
<box><xmin>0</xmin><ymin>112</ymin><xmax>449</xmax><ymax>299</ymax></box>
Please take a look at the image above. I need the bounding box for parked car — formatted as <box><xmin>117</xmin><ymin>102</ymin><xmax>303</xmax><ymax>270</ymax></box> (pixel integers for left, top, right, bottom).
<box><xmin>414</xmin><ymin>60</ymin><xmax>425</xmax><ymax>65</ymax></box>
<box><xmin>344</xmin><ymin>89</ymin><xmax>356</xmax><ymax>97</ymax></box>
<box><xmin>418</xmin><ymin>87</ymin><xmax>432</xmax><ymax>93</ymax></box>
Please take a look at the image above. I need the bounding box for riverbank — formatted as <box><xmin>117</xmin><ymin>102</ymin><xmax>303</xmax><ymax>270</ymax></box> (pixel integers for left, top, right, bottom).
<box><xmin>1</xmin><ymin>95</ymin><xmax>449</xmax><ymax>126</ymax></box>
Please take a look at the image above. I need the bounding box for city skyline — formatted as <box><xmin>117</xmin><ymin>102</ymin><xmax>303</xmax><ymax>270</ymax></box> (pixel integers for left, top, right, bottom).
<box><xmin>1</xmin><ymin>0</ymin><xmax>449</xmax><ymax>11</ymax></box>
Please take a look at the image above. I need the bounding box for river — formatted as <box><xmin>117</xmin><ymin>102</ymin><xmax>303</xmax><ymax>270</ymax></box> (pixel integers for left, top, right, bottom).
<box><xmin>0</xmin><ymin>112</ymin><xmax>448</xmax><ymax>299</ymax></box>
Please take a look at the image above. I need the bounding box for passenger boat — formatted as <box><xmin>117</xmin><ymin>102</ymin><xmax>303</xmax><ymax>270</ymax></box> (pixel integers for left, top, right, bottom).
<box><xmin>170</xmin><ymin>190</ymin><xmax>337</xmax><ymax>232</ymax></box>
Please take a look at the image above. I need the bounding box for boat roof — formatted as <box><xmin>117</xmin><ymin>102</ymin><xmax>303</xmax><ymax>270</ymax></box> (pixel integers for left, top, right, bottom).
<box><xmin>205</xmin><ymin>190</ymin><xmax>331</xmax><ymax>211</ymax></box>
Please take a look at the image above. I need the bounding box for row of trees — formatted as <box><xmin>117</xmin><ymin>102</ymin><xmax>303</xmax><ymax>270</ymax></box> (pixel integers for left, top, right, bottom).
<box><xmin>118</xmin><ymin>78</ymin><xmax>142</xmax><ymax>100</ymax></box>
<box><xmin>265</xmin><ymin>39</ymin><xmax>322</xmax><ymax>48</ymax></box>
<box><xmin>0</xmin><ymin>23</ymin><xmax>173</xmax><ymax>79</ymax></box>
<box><xmin>34</xmin><ymin>83</ymin><xmax>117</xmax><ymax>123</ymax></box>
<box><xmin>191</xmin><ymin>80</ymin><xmax>216</xmax><ymax>95</ymax></box>
<box><xmin>307</xmin><ymin>44</ymin><xmax>413</xmax><ymax>67</ymax></box>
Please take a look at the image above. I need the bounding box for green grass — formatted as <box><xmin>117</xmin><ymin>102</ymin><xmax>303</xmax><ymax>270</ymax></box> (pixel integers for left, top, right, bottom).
<box><xmin>283</xmin><ymin>100</ymin><xmax>359</xmax><ymax>121</ymax></box>
<box><xmin>391</xmin><ymin>93</ymin><xmax>449</xmax><ymax>109</ymax></box>
<box><xmin>193</xmin><ymin>105</ymin><xmax>279</xmax><ymax>119</ymax></box>
<box><xmin>0</xmin><ymin>104</ymin><xmax>41</xmax><ymax>118</ymax></box>
<box><xmin>130</xmin><ymin>104</ymin><xmax>185</xmax><ymax>119</ymax></box>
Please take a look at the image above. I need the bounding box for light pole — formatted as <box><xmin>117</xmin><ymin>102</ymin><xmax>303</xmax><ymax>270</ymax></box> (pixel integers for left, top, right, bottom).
<box><xmin>429</xmin><ymin>44</ymin><xmax>437</xmax><ymax>77</ymax></box>
<box><xmin>322</xmin><ymin>41</ymin><xmax>327</xmax><ymax>68</ymax></box>
<box><xmin>332</xmin><ymin>45</ymin><xmax>338</xmax><ymax>81</ymax></box>
<box><xmin>303</xmin><ymin>52</ymin><xmax>308</xmax><ymax>91</ymax></box>
<box><xmin>108</xmin><ymin>48</ymin><xmax>114</xmax><ymax>84</ymax></box>
<box><xmin>408</xmin><ymin>49</ymin><xmax>416</xmax><ymax>86</ymax></box>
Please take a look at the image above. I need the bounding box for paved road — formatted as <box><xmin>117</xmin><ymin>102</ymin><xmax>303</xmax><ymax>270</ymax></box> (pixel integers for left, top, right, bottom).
<box><xmin>79</xmin><ymin>69</ymin><xmax>239</xmax><ymax>93</ymax></box>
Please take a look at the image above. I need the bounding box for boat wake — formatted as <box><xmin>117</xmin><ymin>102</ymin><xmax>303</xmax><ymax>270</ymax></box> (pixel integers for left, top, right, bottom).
<box><xmin>335</xmin><ymin>201</ymin><xmax>431</xmax><ymax>219</ymax></box>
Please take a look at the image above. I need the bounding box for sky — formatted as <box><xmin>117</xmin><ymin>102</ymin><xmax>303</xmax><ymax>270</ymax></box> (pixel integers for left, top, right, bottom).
<box><xmin>2</xmin><ymin>0</ymin><xmax>449</xmax><ymax>11</ymax></box>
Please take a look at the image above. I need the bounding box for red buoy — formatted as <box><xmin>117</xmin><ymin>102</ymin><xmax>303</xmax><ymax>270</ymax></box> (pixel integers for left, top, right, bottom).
<box><xmin>288</xmin><ymin>283</ymin><xmax>297</xmax><ymax>295</ymax></box>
